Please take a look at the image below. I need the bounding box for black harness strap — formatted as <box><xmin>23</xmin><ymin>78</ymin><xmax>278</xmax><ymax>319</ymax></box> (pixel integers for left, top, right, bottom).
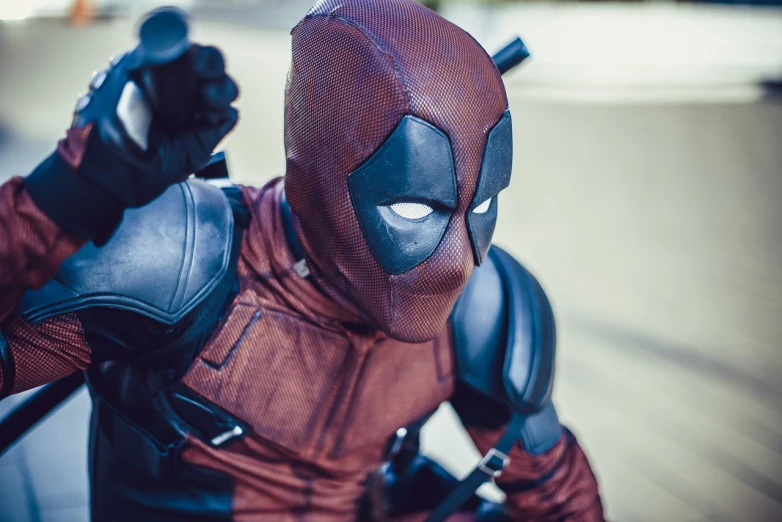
<box><xmin>427</xmin><ymin>244</ymin><xmax>561</xmax><ymax>520</ymax></box>
<box><xmin>0</xmin><ymin>372</ymin><xmax>84</xmax><ymax>455</ymax></box>
<box><xmin>425</xmin><ymin>411</ymin><xmax>525</xmax><ymax>522</ymax></box>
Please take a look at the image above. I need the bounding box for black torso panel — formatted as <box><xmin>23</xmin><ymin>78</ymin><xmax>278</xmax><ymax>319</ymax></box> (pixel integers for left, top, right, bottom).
<box><xmin>14</xmin><ymin>179</ymin><xmax>246</xmax><ymax>522</ymax></box>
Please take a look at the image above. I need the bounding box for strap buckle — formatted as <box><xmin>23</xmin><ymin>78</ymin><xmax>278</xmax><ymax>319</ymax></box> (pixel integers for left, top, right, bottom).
<box><xmin>478</xmin><ymin>448</ymin><xmax>510</xmax><ymax>478</ymax></box>
<box><xmin>210</xmin><ymin>425</ymin><xmax>244</xmax><ymax>447</ymax></box>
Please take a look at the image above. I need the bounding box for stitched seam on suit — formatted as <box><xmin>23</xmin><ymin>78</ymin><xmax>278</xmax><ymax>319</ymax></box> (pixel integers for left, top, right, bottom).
<box><xmin>305</xmin><ymin>13</ymin><xmax>411</xmax><ymax>113</ymax></box>
<box><xmin>201</xmin><ymin>310</ymin><xmax>262</xmax><ymax>370</ymax></box>
<box><xmin>291</xmin><ymin>461</ymin><xmax>313</xmax><ymax>522</ymax></box>
<box><xmin>327</xmin><ymin>348</ymin><xmax>372</xmax><ymax>456</ymax></box>
<box><xmin>170</xmin><ymin>183</ymin><xmax>193</xmax><ymax>311</ymax></box>
<box><xmin>179</xmin><ymin>182</ymin><xmax>199</xmax><ymax>309</ymax></box>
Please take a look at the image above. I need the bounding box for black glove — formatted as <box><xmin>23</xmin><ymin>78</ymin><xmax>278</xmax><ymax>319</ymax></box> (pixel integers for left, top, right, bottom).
<box><xmin>25</xmin><ymin>44</ymin><xmax>239</xmax><ymax>244</ymax></box>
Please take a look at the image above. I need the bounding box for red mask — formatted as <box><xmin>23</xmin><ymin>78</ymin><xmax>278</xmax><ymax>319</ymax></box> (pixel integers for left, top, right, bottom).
<box><xmin>284</xmin><ymin>0</ymin><xmax>511</xmax><ymax>342</ymax></box>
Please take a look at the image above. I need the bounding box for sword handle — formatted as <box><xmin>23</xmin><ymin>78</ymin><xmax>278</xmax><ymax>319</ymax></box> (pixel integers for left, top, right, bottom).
<box><xmin>492</xmin><ymin>36</ymin><xmax>530</xmax><ymax>76</ymax></box>
<box><xmin>133</xmin><ymin>7</ymin><xmax>197</xmax><ymax>133</ymax></box>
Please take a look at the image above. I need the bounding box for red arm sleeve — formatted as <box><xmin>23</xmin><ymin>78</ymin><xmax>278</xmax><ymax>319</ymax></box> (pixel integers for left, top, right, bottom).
<box><xmin>466</xmin><ymin>425</ymin><xmax>605</xmax><ymax>521</ymax></box>
<box><xmin>1</xmin><ymin>312</ymin><xmax>91</xmax><ymax>395</ymax></box>
<box><xmin>0</xmin><ymin>176</ymin><xmax>89</xmax><ymax>396</ymax></box>
<box><xmin>0</xmin><ymin>176</ymin><xmax>85</xmax><ymax>322</ymax></box>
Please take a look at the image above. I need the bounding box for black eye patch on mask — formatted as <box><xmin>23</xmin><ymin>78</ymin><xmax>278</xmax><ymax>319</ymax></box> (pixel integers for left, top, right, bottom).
<box><xmin>348</xmin><ymin>115</ymin><xmax>457</xmax><ymax>275</ymax></box>
<box><xmin>467</xmin><ymin>110</ymin><xmax>513</xmax><ymax>265</ymax></box>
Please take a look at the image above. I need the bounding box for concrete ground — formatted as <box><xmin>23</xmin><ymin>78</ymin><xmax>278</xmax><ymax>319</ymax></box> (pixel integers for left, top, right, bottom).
<box><xmin>1</xmin><ymin>3</ymin><xmax>781</xmax><ymax>521</ymax></box>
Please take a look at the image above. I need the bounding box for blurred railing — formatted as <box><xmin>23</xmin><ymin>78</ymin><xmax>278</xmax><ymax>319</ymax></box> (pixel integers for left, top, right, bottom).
<box><xmin>4</xmin><ymin>0</ymin><xmax>782</xmax><ymax>24</ymax></box>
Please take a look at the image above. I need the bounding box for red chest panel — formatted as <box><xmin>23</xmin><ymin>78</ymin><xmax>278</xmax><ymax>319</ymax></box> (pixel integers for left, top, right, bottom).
<box><xmin>182</xmin><ymin>288</ymin><xmax>455</xmax><ymax>464</ymax></box>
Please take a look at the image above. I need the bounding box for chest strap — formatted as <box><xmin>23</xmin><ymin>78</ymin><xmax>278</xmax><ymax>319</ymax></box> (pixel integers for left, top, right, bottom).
<box><xmin>424</xmin><ymin>411</ymin><xmax>524</xmax><ymax>522</ymax></box>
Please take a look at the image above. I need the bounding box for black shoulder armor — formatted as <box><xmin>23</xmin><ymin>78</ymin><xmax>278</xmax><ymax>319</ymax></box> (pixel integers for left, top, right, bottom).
<box><xmin>450</xmin><ymin>246</ymin><xmax>560</xmax><ymax>454</ymax></box>
<box><xmin>18</xmin><ymin>179</ymin><xmax>234</xmax><ymax>325</ymax></box>
<box><xmin>451</xmin><ymin>246</ymin><xmax>555</xmax><ymax>412</ymax></box>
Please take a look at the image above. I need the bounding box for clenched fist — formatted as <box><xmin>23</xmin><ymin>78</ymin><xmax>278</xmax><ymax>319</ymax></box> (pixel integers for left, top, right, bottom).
<box><xmin>24</xmin><ymin>42</ymin><xmax>239</xmax><ymax>244</ymax></box>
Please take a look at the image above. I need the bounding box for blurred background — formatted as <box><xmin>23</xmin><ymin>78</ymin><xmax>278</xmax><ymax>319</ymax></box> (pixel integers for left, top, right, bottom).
<box><xmin>1</xmin><ymin>0</ymin><xmax>781</xmax><ymax>521</ymax></box>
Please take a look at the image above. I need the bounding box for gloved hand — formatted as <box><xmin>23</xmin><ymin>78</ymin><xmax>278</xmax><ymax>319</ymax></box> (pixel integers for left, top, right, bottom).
<box><xmin>24</xmin><ymin>44</ymin><xmax>239</xmax><ymax>244</ymax></box>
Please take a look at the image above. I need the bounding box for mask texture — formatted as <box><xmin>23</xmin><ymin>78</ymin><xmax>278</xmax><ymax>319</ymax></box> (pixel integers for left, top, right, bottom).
<box><xmin>284</xmin><ymin>0</ymin><xmax>509</xmax><ymax>342</ymax></box>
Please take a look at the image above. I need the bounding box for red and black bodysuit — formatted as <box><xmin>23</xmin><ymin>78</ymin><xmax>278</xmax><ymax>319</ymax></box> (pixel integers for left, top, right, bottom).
<box><xmin>0</xmin><ymin>1</ymin><xmax>604</xmax><ymax>520</ymax></box>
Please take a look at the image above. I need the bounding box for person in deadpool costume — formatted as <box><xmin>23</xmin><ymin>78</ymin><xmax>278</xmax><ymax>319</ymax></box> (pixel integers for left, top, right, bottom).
<box><xmin>0</xmin><ymin>1</ymin><xmax>604</xmax><ymax>520</ymax></box>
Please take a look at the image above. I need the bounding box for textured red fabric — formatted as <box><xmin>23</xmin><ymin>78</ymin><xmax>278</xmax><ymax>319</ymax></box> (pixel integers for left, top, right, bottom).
<box><xmin>181</xmin><ymin>180</ymin><xmax>456</xmax><ymax>520</ymax></box>
<box><xmin>2</xmin><ymin>312</ymin><xmax>90</xmax><ymax>394</ymax></box>
<box><xmin>395</xmin><ymin>514</ymin><xmax>475</xmax><ymax>522</ymax></box>
<box><xmin>0</xmin><ymin>177</ymin><xmax>85</xmax><ymax>323</ymax></box>
<box><xmin>181</xmin><ymin>3</ymin><xmax>602</xmax><ymax>518</ymax></box>
<box><xmin>57</xmin><ymin>124</ymin><xmax>93</xmax><ymax>170</ymax></box>
<box><xmin>467</xmin><ymin>427</ymin><xmax>605</xmax><ymax>521</ymax></box>
<box><xmin>284</xmin><ymin>0</ymin><xmax>508</xmax><ymax>343</ymax></box>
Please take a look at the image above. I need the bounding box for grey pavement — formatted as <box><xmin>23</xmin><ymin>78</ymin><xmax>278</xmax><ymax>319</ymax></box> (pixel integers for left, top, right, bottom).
<box><xmin>1</xmin><ymin>4</ymin><xmax>781</xmax><ymax>522</ymax></box>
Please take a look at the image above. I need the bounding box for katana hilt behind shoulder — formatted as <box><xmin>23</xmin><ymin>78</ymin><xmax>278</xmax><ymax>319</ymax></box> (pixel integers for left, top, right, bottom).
<box><xmin>132</xmin><ymin>7</ymin><xmax>198</xmax><ymax>133</ymax></box>
<box><xmin>492</xmin><ymin>36</ymin><xmax>530</xmax><ymax>76</ymax></box>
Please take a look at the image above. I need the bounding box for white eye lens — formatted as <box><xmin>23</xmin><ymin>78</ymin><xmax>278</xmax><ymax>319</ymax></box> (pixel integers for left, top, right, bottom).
<box><xmin>389</xmin><ymin>202</ymin><xmax>434</xmax><ymax>220</ymax></box>
<box><xmin>472</xmin><ymin>198</ymin><xmax>492</xmax><ymax>214</ymax></box>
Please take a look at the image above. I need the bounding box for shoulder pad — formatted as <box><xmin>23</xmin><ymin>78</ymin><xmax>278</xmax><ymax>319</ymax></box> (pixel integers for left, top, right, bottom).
<box><xmin>18</xmin><ymin>179</ymin><xmax>234</xmax><ymax>325</ymax></box>
<box><xmin>450</xmin><ymin>246</ymin><xmax>555</xmax><ymax>413</ymax></box>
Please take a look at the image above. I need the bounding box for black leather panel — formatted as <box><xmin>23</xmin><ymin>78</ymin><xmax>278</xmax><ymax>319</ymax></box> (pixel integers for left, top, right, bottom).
<box><xmin>450</xmin><ymin>248</ymin><xmax>508</xmax><ymax>403</ymax></box>
<box><xmin>466</xmin><ymin>111</ymin><xmax>512</xmax><ymax>265</ymax></box>
<box><xmin>449</xmin><ymin>381</ymin><xmax>511</xmax><ymax>431</ymax></box>
<box><xmin>18</xmin><ymin>179</ymin><xmax>234</xmax><ymax>325</ymax></box>
<box><xmin>450</xmin><ymin>245</ymin><xmax>555</xmax><ymax>413</ymax></box>
<box><xmin>493</xmin><ymin>247</ymin><xmax>555</xmax><ymax>411</ymax></box>
<box><xmin>89</xmin><ymin>405</ymin><xmax>233</xmax><ymax>522</ymax></box>
<box><xmin>82</xmin><ymin>197</ymin><xmax>245</xmax><ymax>519</ymax></box>
<box><xmin>0</xmin><ymin>329</ymin><xmax>14</xmax><ymax>398</ymax></box>
<box><xmin>472</xmin><ymin>112</ymin><xmax>513</xmax><ymax>208</ymax></box>
<box><xmin>348</xmin><ymin>115</ymin><xmax>457</xmax><ymax>275</ymax></box>
<box><xmin>518</xmin><ymin>402</ymin><xmax>561</xmax><ymax>455</ymax></box>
